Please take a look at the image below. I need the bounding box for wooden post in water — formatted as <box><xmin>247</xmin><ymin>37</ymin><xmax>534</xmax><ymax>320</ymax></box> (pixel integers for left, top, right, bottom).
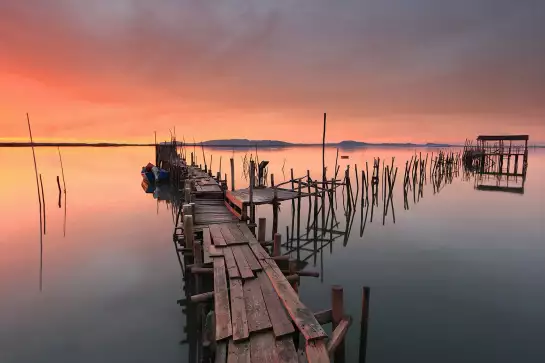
<box><xmin>249</xmin><ymin>160</ymin><xmax>256</xmax><ymax>229</ymax></box>
<box><xmin>273</xmin><ymin>233</ymin><xmax>281</xmax><ymax>257</ymax></box>
<box><xmin>271</xmin><ymin>174</ymin><xmax>278</xmax><ymax>238</ymax></box>
<box><xmin>359</xmin><ymin>287</ymin><xmax>371</xmax><ymax>363</ymax></box>
<box><xmin>258</xmin><ymin>218</ymin><xmax>267</xmax><ymax>243</ymax></box>
<box><xmin>183</xmin><ymin>215</ymin><xmax>194</xmax><ymax>249</ymax></box>
<box><xmin>332</xmin><ymin>285</ymin><xmax>346</xmax><ymax>362</ymax></box>
<box><xmin>230</xmin><ymin>158</ymin><xmax>235</xmax><ymax>191</ymax></box>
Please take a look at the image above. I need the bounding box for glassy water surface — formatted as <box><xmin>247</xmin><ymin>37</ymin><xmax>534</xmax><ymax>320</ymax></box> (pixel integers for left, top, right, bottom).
<box><xmin>0</xmin><ymin>146</ymin><xmax>544</xmax><ymax>362</ymax></box>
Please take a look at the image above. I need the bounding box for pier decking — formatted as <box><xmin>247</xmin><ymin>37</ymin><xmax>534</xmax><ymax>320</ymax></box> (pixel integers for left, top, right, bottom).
<box><xmin>174</xmin><ymin>165</ymin><xmax>350</xmax><ymax>363</ymax></box>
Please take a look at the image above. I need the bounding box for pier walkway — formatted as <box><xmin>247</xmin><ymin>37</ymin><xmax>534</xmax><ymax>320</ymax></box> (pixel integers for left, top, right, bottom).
<box><xmin>175</xmin><ymin>165</ymin><xmax>350</xmax><ymax>363</ymax></box>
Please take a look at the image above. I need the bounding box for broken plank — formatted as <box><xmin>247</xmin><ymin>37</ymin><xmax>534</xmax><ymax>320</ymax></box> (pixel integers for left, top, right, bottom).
<box><xmin>231</xmin><ymin>246</ymin><xmax>255</xmax><ymax>280</ymax></box>
<box><xmin>209</xmin><ymin>245</ymin><xmax>223</xmax><ymax>257</ymax></box>
<box><xmin>202</xmin><ymin>227</ymin><xmax>212</xmax><ymax>264</ymax></box>
<box><xmin>228</xmin><ymin>340</ymin><xmax>251</xmax><ymax>363</ymax></box>
<box><xmin>213</xmin><ymin>258</ymin><xmax>232</xmax><ymax>341</ymax></box>
<box><xmin>275</xmin><ymin>337</ymin><xmax>299</xmax><ymax>363</ymax></box>
<box><xmin>257</xmin><ymin>272</ymin><xmax>295</xmax><ymax>338</ymax></box>
<box><xmin>240</xmin><ymin>245</ymin><xmax>262</xmax><ymax>271</ymax></box>
<box><xmin>327</xmin><ymin>316</ymin><xmax>351</xmax><ymax>354</ymax></box>
<box><xmin>260</xmin><ymin>258</ymin><xmax>327</xmax><ymax>341</ymax></box>
<box><xmin>210</xmin><ymin>224</ymin><xmax>227</xmax><ymax>246</ymax></box>
<box><xmin>230</xmin><ymin>279</ymin><xmax>249</xmax><ymax>342</ymax></box>
<box><xmin>249</xmin><ymin>332</ymin><xmax>276</xmax><ymax>362</ymax></box>
<box><xmin>243</xmin><ymin>278</ymin><xmax>272</xmax><ymax>333</ymax></box>
<box><xmin>223</xmin><ymin>248</ymin><xmax>241</xmax><ymax>279</ymax></box>
<box><xmin>305</xmin><ymin>340</ymin><xmax>329</xmax><ymax>363</ymax></box>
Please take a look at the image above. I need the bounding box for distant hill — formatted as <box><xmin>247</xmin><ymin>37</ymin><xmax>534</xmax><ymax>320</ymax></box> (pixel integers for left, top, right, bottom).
<box><xmin>2</xmin><ymin>139</ymin><xmax>454</xmax><ymax>148</ymax></box>
<box><xmin>201</xmin><ymin>139</ymin><xmax>293</xmax><ymax>147</ymax></box>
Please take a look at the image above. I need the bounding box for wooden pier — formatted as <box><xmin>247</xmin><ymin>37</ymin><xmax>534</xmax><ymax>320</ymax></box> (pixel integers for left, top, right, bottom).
<box><xmin>174</xmin><ymin>164</ymin><xmax>357</xmax><ymax>363</ymax></box>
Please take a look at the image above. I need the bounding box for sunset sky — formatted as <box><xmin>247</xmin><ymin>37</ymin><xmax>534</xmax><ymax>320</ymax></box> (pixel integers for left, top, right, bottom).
<box><xmin>1</xmin><ymin>1</ymin><xmax>544</xmax><ymax>144</ymax></box>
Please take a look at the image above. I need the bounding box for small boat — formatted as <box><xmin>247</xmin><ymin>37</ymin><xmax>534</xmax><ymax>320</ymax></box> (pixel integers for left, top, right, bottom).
<box><xmin>340</xmin><ymin>155</ymin><xmax>349</xmax><ymax>159</ymax></box>
<box><xmin>141</xmin><ymin>162</ymin><xmax>169</xmax><ymax>182</ymax></box>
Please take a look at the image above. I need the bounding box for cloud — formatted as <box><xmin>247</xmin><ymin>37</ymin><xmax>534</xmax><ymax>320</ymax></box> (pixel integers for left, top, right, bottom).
<box><xmin>0</xmin><ymin>0</ymin><xmax>544</xmax><ymax>141</ymax></box>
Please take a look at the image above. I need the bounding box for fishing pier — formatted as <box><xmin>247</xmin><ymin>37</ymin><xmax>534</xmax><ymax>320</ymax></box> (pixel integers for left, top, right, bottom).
<box><xmin>163</xmin><ymin>148</ymin><xmax>367</xmax><ymax>362</ymax></box>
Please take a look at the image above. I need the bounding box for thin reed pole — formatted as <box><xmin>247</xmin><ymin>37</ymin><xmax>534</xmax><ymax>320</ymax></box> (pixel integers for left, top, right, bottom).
<box><xmin>26</xmin><ymin>113</ymin><xmax>44</xmax><ymax>244</ymax></box>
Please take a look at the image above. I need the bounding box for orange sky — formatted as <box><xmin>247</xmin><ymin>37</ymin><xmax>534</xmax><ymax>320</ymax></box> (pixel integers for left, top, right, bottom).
<box><xmin>1</xmin><ymin>1</ymin><xmax>544</xmax><ymax>144</ymax></box>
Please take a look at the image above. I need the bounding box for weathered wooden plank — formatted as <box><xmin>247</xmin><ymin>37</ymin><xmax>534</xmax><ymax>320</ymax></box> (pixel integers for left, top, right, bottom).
<box><xmin>227</xmin><ymin>340</ymin><xmax>251</xmax><ymax>363</ymax></box>
<box><xmin>223</xmin><ymin>248</ymin><xmax>241</xmax><ymax>279</ymax></box>
<box><xmin>243</xmin><ymin>278</ymin><xmax>272</xmax><ymax>333</ymax></box>
<box><xmin>249</xmin><ymin>332</ymin><xmax>276</xmax><ymax>362</ymax></box>
<box><xmin>260</xmin><ymin>258</ymin><xmax>327</xmax><ymax>341</ymax></box>
<box><xmin>238</xmin><ymin>223</ymin><xmax>258</xmax><ymax>243</ymax></box>
<box><xmin>275</xmin><ymin>337</ymin><xmax>299</xmax><ymax>363</ymax></box>
<box><xmin>202</xmin><ymin>227</ymin><xmax>212</xmax><ymax>264</ymax></box>
<box><xmin>213</xmin><ymin>258</ymin><xmax>232</xmax><ymax>341</ymax></box>
<box><xmin>257</xmin><ymin>272</ymin><xmax>295</xmax><ymax>338</ymax></box>
<box><xmin>216</xmin><ymin>341</ymin><xmax>228</xmax><ymax>363</ymax></box>
<box><xmin>220</xmin><ymin>224</ymin><xmax>237</xmax><ymax>245</ymax></box>
<box><xmin>327</xmin><ymin>316</ymin><xmax>351</xmax><ymax>354</ymax></box>
<box><xmin>240</xmin><ymin>245</ymin><xmax>262</xmax><ymax>271</ymax></box>
<box><xmin>209</xmin><ymin>245</ymin><xmax>223</xmax><ymax>257</ymax></box>
<box><xmin>230</xmin><ymin>279</ymin><xmax>249</xmax><ymax>342</ymax></box>
<box><xmin>305</xmin><ymin>340</ymin><xmax>329</xmax><ymax>363</ymax></box>
<box><xmin>231</xmin><ymin>246</ymin><xmax>255</xmax><ymax>280</ymax></box>
<box><xmin>228</xmin><ymin>224</ymin><xmax>249</xmax><ymax>242</ymax></box>
<box><xmin>210</xmin><ymin>224</ymin><xmax>227</xmax><ymax>246</ymax></box>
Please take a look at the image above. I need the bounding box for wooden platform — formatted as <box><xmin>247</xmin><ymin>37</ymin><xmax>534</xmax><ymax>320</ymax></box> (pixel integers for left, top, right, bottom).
<box><xmin>203</xmin><ymin>223</ymin><xmax>328</xmax><ymax>362</ymax></box>
<box><xmin>227</xmin><ymin>187</ymin><xmax>303</xmax><ymax>206</ymax></box>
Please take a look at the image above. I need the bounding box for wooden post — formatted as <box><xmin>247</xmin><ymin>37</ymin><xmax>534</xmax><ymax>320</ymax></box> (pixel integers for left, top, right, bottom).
<box><xmin>273</xmin><ymin>233</ymin><xmax>281</xmax><ymax>256</ymax></box>
<box><xmin>359</xmin><ymin>287</ymin><xmax>371</xmax><ymax>363</ymax></box>
<box><xmin>193</xmin><ymin>242</ymin><xmax>202</xmax><ymax>292</ymax></box>
<box><xmin>184</xmin><ymin>187</ymin><xmax>191</xmax><ymax>202</ymax></box>
<box><xmin>332</xmin><ymin>285</ymin><xmax>345</xmax><ymax>362</ymax></box>
<box><xmin>183</xmin><ymin>215</ymin><xmax>194</xmax><ymax>249</ymax></box>
<box><xmin>216</xmin><ymin>171</ymin><xmax>221</xmax><ymax>180</ymax></box>
<box><xmin>230</xmin><ymin>158</ymin><xmax>235</xmax><ymax>191</ymax></box>
<box><xmin>249</xmin><ymin>160</ymin><xmax>256</xmax><ymax>228</ymax></box>
<box><xmin>272</xmin><ymin>174</ymin><xmax>278</xmax><ymax>239</ymax></box>
<box><xmin>258</xmin><ymin>218</ymin><xmax>267</xmax><ymax>243</ymax></box>
<box><xmin>189</xmin><ymin>202</ymin><xmax>196</xmax><ymax>216</ymax></box>
<box><xmin>183</xmin><ymin>204</ymin><xmax>192</xmax><ymax>216</ymax></box>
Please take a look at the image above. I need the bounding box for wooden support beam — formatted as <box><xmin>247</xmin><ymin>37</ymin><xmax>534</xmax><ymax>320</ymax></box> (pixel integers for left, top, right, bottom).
<box><xmin>258</xmin><ymin>217</ymin><xmax>267</xmax><ymax>242</ymax></box>
<box><xmin>273</xmin><ymin>233</ymin><xmax>281</xmax><ymax>257</ymax></box>
<box><xmin>327</xmin><ymin>316</ymin><xmax>352</xmax><ymax>354</ymax></box>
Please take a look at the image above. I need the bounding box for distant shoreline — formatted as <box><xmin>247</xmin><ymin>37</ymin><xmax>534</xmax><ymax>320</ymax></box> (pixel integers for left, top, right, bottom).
<box><xmin>1</xmin><ymin>140</ymin><xmax>542</xmax><ymax>148</ymax></box>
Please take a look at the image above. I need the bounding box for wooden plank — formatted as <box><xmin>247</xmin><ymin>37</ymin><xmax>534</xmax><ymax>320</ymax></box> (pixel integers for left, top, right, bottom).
<box><xmin>243</xmin><ymin>278</ymin><xmax>272</xmax><ymax>333</ymax></box>
<box><xmin>327</xmin><ymin>317</ymin><xmax>352</xmax><ymax>354</ymax></box>
<box><xmin>209</xmin><ymin>245</ymin><xmax>223</xmax><ymax>257</ymax></box>
<box><xmin>260</xmin><ymin>258</ymin><xmax>327</xmax><ymax>341</ymax></box>
<box><xmin>275</xmin><ymin>337</ymin><xmax>299</xmax><ymax>363</ymax></box>
<box><xmin>202</xmin><ymin>227</ymin><xmax>212</xmax><ymax>264</ymax></box>
<box><xmin>257</xmin><ymin>272</ymin><xmax>294</xmax><ymax>338</ymax></box>
<box><xmin>225</xmin><ymin>201</ymin><xmax>243</xmax><ymax>220</ymax></box>
<box><xmin>228</xmin><ymin>224</ymin><xmax>249</xmax><ymax>243</ymax></box>
<box><xmin>210</xmin><ymin>224</ymin><xmax>227</xmax><ymax>246</ymax></box>
<box><xmin>240</xmin><ymin>245</ymin><xmax>262</xmax><ymax>271</ymax></box>
<box><xmin>213</xmin><ymin>258</ymin><xmax>232</xmax><ymax>341</ymax></box>
<box><xmin>228</xmin><ymin>340</ymin><xmax>251</xmax><ymax>363</ymax></box>
<box><xmin>249</xmin><ymin>332</ymin><xmax>276</xmax><ymax>362</ymax></box>
<box><xmin>238</xmin><ymin>223</ymin><xmax>258</xmax><ymax>243</ymax></box>
<box><xmin>226</xmin><ymin>190</ymin><xmax>245</xmax><ymax>210</ymax></box>
<box><xmin>216</xmin><ymin>341</ymin><xmax>228</xmax><ymax>363</ymax></box>
<box><xmin>305</xmin><ymin>340</ymin><xmax>329</xmax><ymax>363</ymax></box>
<box><xmin>231</xmin><ymin>246</ymin><xmax>255</xmax><ymax>280</ymax></box>
<box><xmin>223</xmin><ymin>247</ymin><xmax>241</xmax><ymax>279</ymax></box>
<box><xmin>230</xmin><ymin>279</ymin><xmax>249</xmax><ymax>342</ymax></box>
<box><xmin>220</xmin><ymin>224</ymin><xmax>237</xmax><ymax>245</ymax></box>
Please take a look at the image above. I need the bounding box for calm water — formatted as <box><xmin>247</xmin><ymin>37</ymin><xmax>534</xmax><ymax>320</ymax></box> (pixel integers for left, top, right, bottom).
<box><xmin>1</xmin><ymin>146</ymin><xmax>544</xmax><ymax>363</ymax></box>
